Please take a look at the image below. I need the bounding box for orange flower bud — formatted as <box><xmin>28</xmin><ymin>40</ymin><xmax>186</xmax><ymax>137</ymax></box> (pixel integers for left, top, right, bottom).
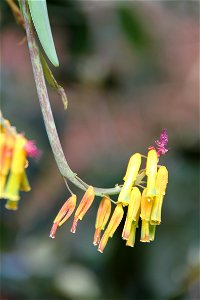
<box><xmin>146</xmin><ymin>149</ymin><xmax>158</xmax><ymax>198</ymax></box>
<box><xmin>71</xmin><ymin>186</ymin><xmax>95</xmax><ymax>233</ymax></box>
<box><xmin>93</xmin><ymin>197</ymin><xmax>111</xmax><ymax>246</ymax></box>
<box><xmin>98</xmin><ymin>204</ymin><xmax>124</xmax><ymax>253</ymax></box>
<box><xmin>122</xmin><ymin>187</ymin><xmax>141</xmax><ymax>240</ymax></box>
<box><xmin>49</xmin><ymin>194</ymin><xmax>77</xmax><ymax>239</ymax></box>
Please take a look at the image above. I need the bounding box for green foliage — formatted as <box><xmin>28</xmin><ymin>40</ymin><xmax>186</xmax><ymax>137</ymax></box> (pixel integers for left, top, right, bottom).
<box><xmin>27</xmin><ymin>0</ymin><xmax>59</xmax><ymax>67</ymax></box>
<box><xmin>117</xmin><ymin>6</ymin><xmax>151</xmax><ymax>53</ymax></box>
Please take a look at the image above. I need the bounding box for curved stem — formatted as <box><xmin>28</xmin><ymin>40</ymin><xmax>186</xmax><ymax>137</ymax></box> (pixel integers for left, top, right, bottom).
<box><xmin>21</xmin><ymin>0</ymin><xmax>121</xmax><ymax>197</ymax></box>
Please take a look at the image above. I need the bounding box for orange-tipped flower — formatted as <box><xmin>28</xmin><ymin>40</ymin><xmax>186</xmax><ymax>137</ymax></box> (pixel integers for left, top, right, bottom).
<box><xmin>93</xmin><ymin>197</ymin><xmax>111</xmax><ymax>246</ymax></box>
<box><xmin>151</xmin><ymin>166</ymin><xmax>168</xmax><ymax>225</ymax></box>
<box><xmin>118</xmin><ymin>153</ymin><xmax>141</xmax><ymax>205</ymax></box>
<box><xmin>71</xmin><ymin>186</ymin><xmax>95</xmax><ymax>233</ymax></box>
<box><xmin>146</xmin><ymin>149</ymin><xmax>158</xmax><ymax>198</ymax></box>
<box><xmin>122</xmin><ymin>187</ymin><xmax>141</xmax><ymax>240</ymax></box>
<box><xmin>49</xmin><ymin>194</ymin><xmax>77</xmax><ymax>238</ymax></box>
<box><xmin>98</xmin><ymin>204</ymin><xmax>124</xmax><ymax>253</ymax></box>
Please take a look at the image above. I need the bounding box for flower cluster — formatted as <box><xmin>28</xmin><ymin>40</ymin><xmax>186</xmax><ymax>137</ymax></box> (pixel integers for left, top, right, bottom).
<box><xmin>0</xmin><ymin>119</ymin><xmax>39</xmax><ymax>210</ymax></box>
<box><xmin>50</xmin><ymin>130</ymin><xmax>169</xmax><ymax>253</ymax></box>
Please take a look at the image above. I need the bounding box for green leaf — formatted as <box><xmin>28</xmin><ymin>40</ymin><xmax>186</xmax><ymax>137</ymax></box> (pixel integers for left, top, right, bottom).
<box><xmin>40</xmin><ymin>51</ymin><xmax>68</xmax><ymax>110</ymax></box>
<box><xmin>28</xmin><ymin>0</ymin><xmax>59</xmax><ymax>67</ymax></box>
<box><xmin>117</xmin><ymin>6</ymin><xmax>151</xmax><ymax>53</ymax></box>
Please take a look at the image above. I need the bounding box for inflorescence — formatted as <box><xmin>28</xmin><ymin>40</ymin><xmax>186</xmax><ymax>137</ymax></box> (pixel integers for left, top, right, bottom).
<box><xmin>50</xmin><ymin>129</ymin><xmax>169</xmax><ymax>253</ymax></box>
<box><xmin>0</xmin><ymin>117</ymin><xmax>39</xmax><ymax>210</ymax></box>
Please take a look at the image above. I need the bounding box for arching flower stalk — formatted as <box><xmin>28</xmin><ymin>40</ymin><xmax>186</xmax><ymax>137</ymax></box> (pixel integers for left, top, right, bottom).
<box><xmin>7</xmin><ymin>1</ymin><xmax>169</xmax><ymax>253</ymax></box>
<box><xmin>0</xmin><ymin>113</ymin><xmax>40</xmax><ymax>210</ymax></box>
<box><xmin>50</xmin><ymin>130</ymin><xmax>169</xmax><ymax>253</ymax></box>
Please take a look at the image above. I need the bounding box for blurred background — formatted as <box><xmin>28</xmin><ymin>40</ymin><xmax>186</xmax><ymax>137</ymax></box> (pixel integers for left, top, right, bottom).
<box><xmin>0</xmin><ymin>0</ymin><xmax>199</xmax><ymax>299</ymax></box>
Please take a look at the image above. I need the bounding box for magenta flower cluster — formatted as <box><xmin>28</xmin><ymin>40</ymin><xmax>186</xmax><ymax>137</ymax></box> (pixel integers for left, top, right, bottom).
<box><xmin>155</xmin><ymin>129</ymin><xmax>168</xmax><ymax>156</ymax></box>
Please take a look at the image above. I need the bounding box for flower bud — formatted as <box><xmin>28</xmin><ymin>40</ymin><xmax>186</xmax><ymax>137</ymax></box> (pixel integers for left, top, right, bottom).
<box><xmin>71</xmin><ymin>186</ymin><xmax>95</xmax><ymax>233</ymax></box>
<box><xmin>150</xmin><ymin>166</ymin><xmax>168</xmax><ymax>225</ymax></box>
<box><xmin>126</xmin><ymin>209</ymin><xmax>140</xmax><ymax>247</ymax></box>
<box><xmin>98</xmin><ymin>204</ymin><xmax>124</xmax><ymax>253</ymax></box>
<box><xmin>118</xmin><ymin>153</ymin><xmax>141</xmax><ymax>205</ymax></box>
<box><xmin>122</xmin><ymin>187</ymin><xmax>141</xmax><ymax>240</ymax></box>
<box><xmin>146</xmin><ymin>149</ymin><xmax>158</xmax><ymax>198</ymax></box>
<box><xmin>140</xmin><ymin>188</ymin><xmax>154</xmax><ymax>221</ymax></box>
<box><xmin>49</xmin><ymin>194</ymin><xmax>77</xmax><ymax>238</ymax></box>
<box><xmin>93</xmin><ymin>197</ymin><xmax>111</xmax><ymax>246</ymax></box>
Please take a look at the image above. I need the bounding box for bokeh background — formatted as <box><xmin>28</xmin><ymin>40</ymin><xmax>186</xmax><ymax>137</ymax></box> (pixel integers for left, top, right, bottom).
<box><xmin>1</xmin><ymin>0</ymin><xmax>199</xmax><ymax>299</ymax></box>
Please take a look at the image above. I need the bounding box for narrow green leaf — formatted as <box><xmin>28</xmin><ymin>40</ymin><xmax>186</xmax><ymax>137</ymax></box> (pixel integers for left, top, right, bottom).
<box><xmin>40</xmin><ymin>51</ymin><xmax>68</xmax><ymax>110</ymax></box>
<box><xmin>28</xmin><ymin>0</ymin><xmax>59</xmax><ymax>67</ymax></box>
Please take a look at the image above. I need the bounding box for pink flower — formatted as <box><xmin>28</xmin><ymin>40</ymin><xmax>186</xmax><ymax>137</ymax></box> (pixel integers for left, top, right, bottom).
<box><xmin>24</xmin><ymin>140</ymin><xmax>41</xmax><ymax>158</ymax></box>
<box><xmin>155</xmin><ymin>129</ymin><xmax>168</xmax><ymax>156</ymax></box>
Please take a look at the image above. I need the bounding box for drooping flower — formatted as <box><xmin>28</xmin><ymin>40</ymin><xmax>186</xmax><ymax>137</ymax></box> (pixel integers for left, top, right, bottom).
<box><xmin>48</xmin><ymin>129</ymin><xmax>169</xmax><ymax>253</ymax></box>
<box><xmin>98</xmin><ymin>204</ymin><xmax>124</xmax><ymax>253</ymax></box>
<box><xmin>71</xmin><ymin>186</ymin><xmax>95</xmax><ymax>233</ymax></box>
<box><xmin>93</xmin><ymin>196</ymin><xmax>111</xmax><ymax>246</ymax></box>
<box><xmin>145</xmin><ymin>149</ymin><xmax>158</xmax><ymax>198</ymax></box>
<box><xmin>150</xmin><ymin>166</ymin><xmax>168</xmax><ymax>225</ymax></box>
<box><xmin>49</xmin><ymin>194</ymin><xmax>77</xmax><ymax>239</ymax></box>
<box><xmin>122</xmin><ymin>187</ymin><xmax>141</xmax><ymax>240</ymax></box>
<box><xmin>118</xmin><ymin>153</ymin><xmax>141</xmax><ymax>205</ymax></box>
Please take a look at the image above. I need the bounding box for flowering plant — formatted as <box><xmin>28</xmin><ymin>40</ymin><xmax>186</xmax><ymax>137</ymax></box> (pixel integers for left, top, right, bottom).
<box><xmin>2</xmin><ymin>0</ymin><xmax>169</xmax><ymax>254</ymax></box>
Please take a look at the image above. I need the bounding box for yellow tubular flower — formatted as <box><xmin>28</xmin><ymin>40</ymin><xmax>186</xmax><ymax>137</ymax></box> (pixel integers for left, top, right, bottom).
<box><xmin>71</xmin><ymin>186</ymin><xmax>95</xmax><ymax>233</ymax></box>
<box><xmin>126</xmin><ymin>208</ymin><xmax>140</xmax><ymax>247</ymax></box>
<box><xmin>93</xmin><ymin>197</ymin><xmax>111</xmax><ymax>246</ymax></box>
<box><xmin>0</xmin><ymin>133</ymin><xmax>15</xmax><ymax>197</ymax></box>
<box><xmin>118</xmin><ymin>153</ymin><xmax>141</xmax><ymax>205</ymax></box>
<box><xmin>140</xmin><ymin>188</ymin><xmax>154</xmax><ymax>242</ymax></box>
<box><xmin>146</xmin><ymin>149</ymin><xmax>158</xmax><ymax>198</ymax></box>
<box><xmin>122</xmin><ymin>187</ymin><xmax>141</xmax><ymax>240</ymax></box>
<box><xmin>140</xmin><ymin>188</ymin><xmax>154</xmax><ymax>221</ymax></box>
<box><xmin>98</xmin><ymin>204</ymin><xmax>124</xmax><ymax>253</ymax></box>
<box><xmin>3</xmin><ymin>135</ymin><xmax>27</xmax><ymax>203</ymax></box>
<box><xmin>151</xmin><ymin>166</ymin><xmax>168</xmax><ymax>225</ymax></box>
